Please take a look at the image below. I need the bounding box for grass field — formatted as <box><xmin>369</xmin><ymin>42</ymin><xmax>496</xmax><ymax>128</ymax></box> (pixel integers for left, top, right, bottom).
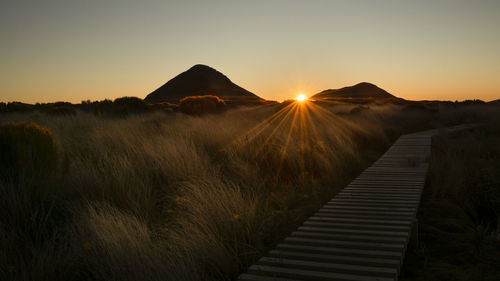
<box><xmin>1</xmin><ymin>101</ymin><xmax>498</xmax><ymax>281</ymax></box>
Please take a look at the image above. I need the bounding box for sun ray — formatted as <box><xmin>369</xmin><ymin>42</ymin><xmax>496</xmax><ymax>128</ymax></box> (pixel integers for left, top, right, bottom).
<box><xmin>254</xmin><ymin>103</ymin><xmax>299</xmax><ymax>156</ymax></box>
<box><xmin>298</xmin><ymin>102</ymin><xmax>309</xmax><ymax>184</ymax></box>
<box><xmin>226</xmin><ymin>102</ymin><xmax>295</xmax><ymax>148</ymax></box>
<box><xmin>302</xmin><ymin>103</ymin><xmax>334</xmax><ymax>173</ymax></box>
<box><xmin>273</xmin><ymin>102</ymin><xmax>301</xmax><ymax>186</ymax></box>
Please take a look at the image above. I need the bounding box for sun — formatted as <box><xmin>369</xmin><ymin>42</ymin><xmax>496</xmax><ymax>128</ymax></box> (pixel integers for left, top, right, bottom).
<box><xmin>296</xmin><ymin>94</ymin><xmax>307</xmax><ymax>102</ymax></box>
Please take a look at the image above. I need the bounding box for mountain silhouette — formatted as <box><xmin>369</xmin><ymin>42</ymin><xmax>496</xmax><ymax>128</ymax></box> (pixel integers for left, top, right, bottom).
<box><xmin>312</xmin><ymin>82</ymin><xmax>400</xmax><ymax>101</ymax></box>
<box><xmin>145</xmin><ymin>64</ymin><xmax>262</xmax><ymax>105</ymax></box>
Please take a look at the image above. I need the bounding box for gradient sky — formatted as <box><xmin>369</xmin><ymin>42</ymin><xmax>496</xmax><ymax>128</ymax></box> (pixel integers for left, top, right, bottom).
<box><xmin>1</xmin><ymin>0</ymin><xmax>499</xmax><ymax>103</ymax></box>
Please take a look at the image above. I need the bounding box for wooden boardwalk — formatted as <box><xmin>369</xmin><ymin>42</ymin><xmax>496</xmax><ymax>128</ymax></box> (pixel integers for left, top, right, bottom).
<box><xmin>238</xmin><ymin>124</ymin><xmax>477</xmax><ymax>281</ymax></box>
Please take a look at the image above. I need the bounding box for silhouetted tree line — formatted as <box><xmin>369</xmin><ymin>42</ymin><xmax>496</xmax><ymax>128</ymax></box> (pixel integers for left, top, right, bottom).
<box><xmin>454</xmin><ymin>99</ymin><xmax>486</xmax><ymax>105</ymax></box>
<box><xmin>0</xmin><ymin>97</ymin><xmax>178</xmax><ymax>116</ymax></box>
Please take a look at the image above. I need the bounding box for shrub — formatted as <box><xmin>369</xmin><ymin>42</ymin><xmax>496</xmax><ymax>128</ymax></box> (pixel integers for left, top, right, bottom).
<box><xmin>0</xmin><ymin>122</ymin><xmax>58</xmax><ymax>182</ymax></box>
<box><xmin>112</xmin><ymin>97</ymin><xmax>149</xmax><ymax>115</ymax></box>
<box><xmin>113</xmin><ymin>96</ymin><xmax>146</xmax><ymax>108</ymax></box>
<box><xmin>179</xmin><ymin>95</ymin><xmax>226</xmax><ymax>115</ymax></box>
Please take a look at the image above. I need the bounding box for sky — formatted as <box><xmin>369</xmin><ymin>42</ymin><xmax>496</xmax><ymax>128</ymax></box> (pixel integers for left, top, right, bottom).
<box><xmin>1</xmin><ymin>0</ymin><xmax>499</xmax><ymax>103</ymax></box>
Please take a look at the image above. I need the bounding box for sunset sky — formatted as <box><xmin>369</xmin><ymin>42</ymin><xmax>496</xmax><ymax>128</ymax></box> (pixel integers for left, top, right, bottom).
<box><xmin>1</xmin><ymin>0</ymin><xmax>499</xmax><ymax>103</ymax></box>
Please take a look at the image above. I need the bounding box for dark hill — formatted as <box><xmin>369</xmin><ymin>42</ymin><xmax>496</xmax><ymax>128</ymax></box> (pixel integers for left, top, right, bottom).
<box><xmin>312</xmin><ymin>82</ymin><xmax>403</xmax><ymax>103</ymax></box>
<box><xmin>145</xmin><ymin>64</ymin><xmax>263</xmax><ymax>105</ymax></box>
<box><xmin>488</xmin><ymin>99</ymin><xmax>500</xmax><ymax>105</ymax></box>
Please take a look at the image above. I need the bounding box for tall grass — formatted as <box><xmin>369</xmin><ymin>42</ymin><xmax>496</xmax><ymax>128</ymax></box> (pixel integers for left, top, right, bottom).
<box><xmin>1</xmin><ymin>102</ymin><xmax>493</xmax><ymax>280</ymax></box>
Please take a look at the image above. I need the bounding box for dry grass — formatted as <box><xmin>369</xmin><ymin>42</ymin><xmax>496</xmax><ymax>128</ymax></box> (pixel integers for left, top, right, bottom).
<box><xmin>1</xmin><ymin>102</ymin><xmax>496</xmax><ymax>280</ymax></box>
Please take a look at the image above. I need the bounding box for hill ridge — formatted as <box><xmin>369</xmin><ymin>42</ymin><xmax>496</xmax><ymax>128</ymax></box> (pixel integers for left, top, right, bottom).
<box><xmin>313</xmin><ymin>82</ymin><xmax>400</xmax><ymax>100</ymax></box>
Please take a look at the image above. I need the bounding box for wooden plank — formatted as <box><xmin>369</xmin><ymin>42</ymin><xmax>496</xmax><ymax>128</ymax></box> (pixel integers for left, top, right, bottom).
<box><xmin>342</xmin><ymin>187</ymin><xmax>422</xmax><ymax>193</ymax></box>
<box><xmin>335</xmin><ymin>194</ymin><xmax>420</xmax><ymax>200</ymax></box>
<box><xmin>354</xmin><ymin>177</ymin><xmax>425</xmax><ymax>182</ymax></box>
<box><xmin>314</xmin><ymin>211</ymin><xmax>415</xmax><ymax>221</ymax></box>
<box><xmin>350</xmin><ymin>182</ymin><xmax>424</xmax><ymax>187</ymax></box>
<box><xmin>325</xmin><ymin>202</ymin><xmax>418</xmax><ymax>210</ymax></box>
<box><xmin>299</xmin><ymin>225</ymin><xmax>410</xmax><ymax>238</ymax></box>
<box><xmin>329</xmin><ymin>198</ymin><xmax>419</xmax><ymax>205</ymax></box>
<box><xmin>323</xmin><ymin>203</ymin><xmax>417</xmax><ymax>212</ymax></box>
<box><xmin>319</xmin><ymin>210</ymin><xmax>416</xmax><ymax>219</ymax></box>
<box><xmin>315</xmin><ymin>210</ymin><xmax>419</xmax><ymax>219</ymax></box>
<box><xmin>360</xmin><ymin>171</ymin><xmax>427</xmax><ymax>175</ymax></box>
<box><xmin>238</xmin><ymin>273</ymin><xmax>302</xmax><ymax>281</ymax></box>
<box><xmin>257</xmin><ymin>257</ymin><xmax>398</xmax><ymax>279</ymax></box>
<box><xmin>299</xmin><ymin>220</ymin><xmax>410</xmax><ymax>237</ymax></box>
<box><xmin>357</xmin><ymin>177</ymin><xmax>424</xmax><ymax>180</ymax></box>
<box><xmin>284</xmin><ymin>237</ymin><xmax>405</xmax><ymax>252</ymax></box>
<box><xmin>338</xmin><ymin>190</ymin><xmax>421</xmax><ymax>196</ymax></box>
<box><xmin>247</xmin><ymin>265</ymin><xmax>395</xmax><ymax>281</ymax></box>
<box><xmin>328</xmin><ymin>195</ymin><xmax>419</xmax><ymax>202</ymax></box>
<box><xmin>268</xmin><ymin>250</ymin><xmax>401</xmax><ymax>271</ymax></box>
<box><xmin>344</xmin><ymin>187</ymin><xmax>422</xmax><ymax>193</ymax></box>
<box><xmin>345</xmin><ymin>187</ymin><xmax>423</xmax><ymax>192</ymax></box>
<box><xmin>361</xmin><ymin>168</ymin><xmax>427</xmax><ymax>173</ymax></box>
<box><xmin>311</xmin><ymin>215</ymin><xmax>412</xmax><ymax>226</ymax></box>
<box><xmin>305</xmin><ymin>219</ymin><xmax>410</xmax><ymax>232</ymax></box>
<box><xmin>335</xmin><ymin>191</ymin><xmax>422</xmax><ymax>196</ymax></box>
<box><xmin>275</xmin><ymin>243</ymin><xmax>403</xmax><ymax>260</ymax></box>
<box><xmin>352</xmin><ymin>177</ymin><xmax>425</xmax><ymax>181</ymax></box>
<box><xmin>349</xmin><ymin>181</ymin><xmax>424</xmax><ymax>186</ymax></box>
<box><xmin>291</xmin><ymin>231</ymin><xmax>407</xmax><ymax>244</ymax></box>
<box><xmin>341</xmin><ymin>186</ymin><xmax>422</xmax><ymax>191</ymax></box>
<box><xmin>326</xmin><ymin>202</ymin><xmax>419</xmax><ymax>209</ymax></box>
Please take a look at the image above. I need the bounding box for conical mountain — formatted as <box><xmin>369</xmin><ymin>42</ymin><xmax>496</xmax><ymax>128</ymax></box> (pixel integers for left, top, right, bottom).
<box><xmin>145</xmin><ymin>64</ymin><xmax>262</xmax><ymax>104</ymax></box>
<box><xmin>313</xmin><ymin>82</ymin><xmax>401</xmax><ymax>101</ymax></box>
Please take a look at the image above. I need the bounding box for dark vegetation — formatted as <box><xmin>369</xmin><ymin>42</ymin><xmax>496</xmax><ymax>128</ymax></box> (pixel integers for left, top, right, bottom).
<box><xmin>401</xmin><ymin>119</ymin><xmax>500</xmax><ymax>281</ymax></box>
<box><xmin>0</xmin><ymin>97</ymin><xmax>178</xmax><ymax>116</ymax></box>
<box><xmin>0</xmin><ymin>122</ymin><xmax>57</xmax><ymax>183</ymax></box>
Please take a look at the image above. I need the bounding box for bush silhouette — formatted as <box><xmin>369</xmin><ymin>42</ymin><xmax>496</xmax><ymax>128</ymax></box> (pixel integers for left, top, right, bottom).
<box><xmin>112</xmin><ymin>97</ymin><xmax>149</xmax><ymax>115</ymax></box>
<box><xmin>0</xmin><ymin>122</ymin><xmax>58</xmax><ymax>182</ymax></box>
<box><xmin>179</xmin><ymin>95</ymin><xmax>227</xmax><ymax>115</ymax></box>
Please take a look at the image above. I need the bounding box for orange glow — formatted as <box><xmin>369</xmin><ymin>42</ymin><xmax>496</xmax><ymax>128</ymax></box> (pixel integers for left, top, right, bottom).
<box><xmin>296</xmin><ymin>94</ymin><xmax>307</xmax><ymax>102</ymax></box>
